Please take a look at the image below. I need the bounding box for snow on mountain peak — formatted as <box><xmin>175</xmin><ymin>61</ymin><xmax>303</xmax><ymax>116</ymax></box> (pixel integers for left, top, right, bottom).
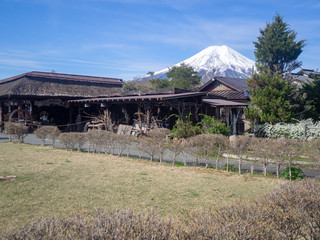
<box><xmin>152</xmin><ymin>45</ymin><xmax>255</xmax><ymax>81</ymax></box>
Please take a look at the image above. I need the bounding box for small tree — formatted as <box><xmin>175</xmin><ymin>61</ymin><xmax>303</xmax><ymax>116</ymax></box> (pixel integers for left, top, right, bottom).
<box><xmin>47</xmin><ymin>126</ymin><xmax>60</xmax><ymax>147</ymax></box>
<box><xmin>212</xmin><ymin>134</ymin><xmax>228</xmax><ymax>170</ymax></box>
<box><xmin>86</xmin><ymin>130</ymin><xmax>100</xmax><ymax>153</ymax></box>
<box><xmin>59</xmin><ymin>133</ymin><xmax>72</xmax><ymax>150</ymax></box>
<box><xmin>272</xmin><ymin>138</ymin><xmax>291</xmax><ymax>178</ymax></box>
<box><xmin>114</xmin><ymin>134</ymin><xmax>130</xmax><ymax>157</ymax></box>
<box><xmin>285</xmin><ymin>139</ymin><xmax>303</xmax><ymax>180</ymax></box>
<box><xmin>102</xmin><ymin>131</ymin><xmax>116</xmax><ymax>155</ymax></box>
<box><xmin>140</xmin><ymin>136</ymin><xmax>158</xmax><ymax>162</ymax></box>
<box><xmin>148</xmin><ymin>128</ymin><xmax>170</xmax><ymax>163</ymax></box>
<box><xmin>258</xmin><ymin>138</ymin><xmax>274</xmax><ymax>176</ymax></box>
<box><xmin>230</xmin><ymin>136</ymin><xmax>251</xmax><ymax>174</ymax></box>
<box><xmin>184</xmin><ymin>137</ymin><xmax>200</xmax><ymax>167</ymax></box>
<box><xmin>167</xmin><ymin>139</ymin><xmax>183</xmax><ymax>166</ymax></box>
<box><xmin>191</xmin><ymin>134</ymin><xmax>215</xmax><ymax>168</ymax></box>
<box><xmin>73</xmin><ymin>132</ymin><xmax>87</xmax><ymax>151</ymax></box>
<box><xmin>247</xmin><ymin>137</ymin><xmax>262</xmax><ymax>175</ymax></box>
<box><xmin>4</xmin><ymin>122</ymin><xmax>28</xmax><ymax>143</ymax></box>
<box><xmin>34</xmin><ymin>127</ymin><xmax>50</xmax><ymax>146</ymax></box>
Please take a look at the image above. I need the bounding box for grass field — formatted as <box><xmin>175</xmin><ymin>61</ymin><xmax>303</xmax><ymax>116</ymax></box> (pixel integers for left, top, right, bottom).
<box><xmin>0</xmin><ymin>142</ymin><xmax>284</xmax><ymax>234</ymax></box>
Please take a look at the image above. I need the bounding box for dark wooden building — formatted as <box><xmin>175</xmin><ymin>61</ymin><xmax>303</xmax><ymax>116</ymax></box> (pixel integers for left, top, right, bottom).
<box><xmin>70</xmin><ymin>88</ymin><xmax>205</xmax><ymax>132</ymax></box>
<box><xmin>0</xmin><ymin>71</ymin><xmax>249</xmax><ymax>135</ymax></box>
<box><xmin>0</xmin><ymin>71</ymin><xmax>122</xmax><ymax>130</ymax></box>
<box><xmin>199</xmin><ymin>76</ymin><xmax>249</xmax><ymax>134</ymax></box>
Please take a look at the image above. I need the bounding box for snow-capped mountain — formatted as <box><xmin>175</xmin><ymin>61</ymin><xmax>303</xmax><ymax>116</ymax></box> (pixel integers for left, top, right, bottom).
<box><xmin>147</xmin><ymin>45</ymin><xmax>255</xmax><ymax>81</ymax></box>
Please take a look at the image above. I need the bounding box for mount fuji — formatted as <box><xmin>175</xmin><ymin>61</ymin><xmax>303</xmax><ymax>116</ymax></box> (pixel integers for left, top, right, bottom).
<box><xmin>145</xmin><ymin>45</ymin><xmax>255</xmax><ymax>82</ymax></box>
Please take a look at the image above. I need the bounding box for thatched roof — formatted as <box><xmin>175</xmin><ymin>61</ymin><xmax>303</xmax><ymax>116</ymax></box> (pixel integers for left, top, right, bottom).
<box><xmin>0</xmin><ymin>71</ymin><xmax>123</xmax><ymax>99</ymax></box>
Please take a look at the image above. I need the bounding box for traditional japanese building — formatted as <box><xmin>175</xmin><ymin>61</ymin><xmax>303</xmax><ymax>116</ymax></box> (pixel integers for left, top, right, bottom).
<box><xmin>0</xmin><ymin>71</ymin><xmax>122</xmax><ymax>130</ymax></box>
<box><xmin>0</xmin><ymin>71</ymin><xmax>249</xmax><ymax>135</ymax></box>
<box><xmin>199</xmin><ymin>76</ymin><xmax>250</xmax><ymax>134</ymax></box>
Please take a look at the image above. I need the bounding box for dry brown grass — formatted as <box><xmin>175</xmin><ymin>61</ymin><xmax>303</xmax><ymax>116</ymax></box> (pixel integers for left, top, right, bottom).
<box><xmin>0</xmin><ymin>142</ymin><xmax>284</xmax><ymax>234</ymax></box>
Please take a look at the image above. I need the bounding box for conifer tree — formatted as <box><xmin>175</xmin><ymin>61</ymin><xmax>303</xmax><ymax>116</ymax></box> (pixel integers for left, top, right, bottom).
<box><xmin>150</xmin><ymin>63</ymin><xmax>200</xmax><ymax>90</ymax></box>
<box><xmin>247</xmin><ymin>73</ymin><xmax>295</xmax><ymax>124</ymax></box>
<box><xmin>254</xmin><ymin>13</ymin><xmax>306</xmax><ymax>75</ymax></box>
<box><xmin>167</xmin><ymin>63</ymin><xmax>201</xmax><ymax>90</ymax></box>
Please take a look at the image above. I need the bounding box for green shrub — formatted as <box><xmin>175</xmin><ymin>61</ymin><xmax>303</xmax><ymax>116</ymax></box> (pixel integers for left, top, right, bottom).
<box><xmin>169</xmin><ymin>113</ymin><xmax>201</xmax><ymax>139</ymax></box>
<box><xmin>199</xmin><ymin>114</ymin><xmax>231</xmax><ymax>136</ymax></box>
<box><xmin>280</xmin><ymin>166</ymin><xmax>304</xmax><ymax>180</ymax></box>
<box><xmin>222</xmin><ymin>164</ymin><xmax>237</xmax><ymax>172</ymax></box>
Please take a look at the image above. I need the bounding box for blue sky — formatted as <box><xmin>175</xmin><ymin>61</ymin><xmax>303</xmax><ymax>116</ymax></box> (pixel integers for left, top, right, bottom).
<box><xmin>0</xmin><ymin>0</ymin><xmax>319</xmax><ymax>80</ymax></box>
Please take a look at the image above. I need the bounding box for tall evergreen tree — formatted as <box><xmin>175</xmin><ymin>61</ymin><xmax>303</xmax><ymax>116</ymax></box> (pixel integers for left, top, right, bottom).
<box><xmin>254</xmin><ymin>14</ymin><xmax>306</xmax><ymax>75</ymax></box>
<box><xmin>247</xmin><ymin>73</ymin><xmax>295</xmax><ymax>124</ymax></box>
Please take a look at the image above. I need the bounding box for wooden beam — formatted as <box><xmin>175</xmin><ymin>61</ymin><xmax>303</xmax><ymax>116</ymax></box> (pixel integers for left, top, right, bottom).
<box><xmin>0</xmin><ymin>102</ymin><xmax>3</xmax><ymax>128</ymax></box>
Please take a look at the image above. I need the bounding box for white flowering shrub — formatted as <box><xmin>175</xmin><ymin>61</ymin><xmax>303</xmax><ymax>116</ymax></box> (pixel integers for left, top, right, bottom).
<box><xmin>255</xmin><ymin>119</ymin><xmax>320</xmax><ymax>140</ymax></box>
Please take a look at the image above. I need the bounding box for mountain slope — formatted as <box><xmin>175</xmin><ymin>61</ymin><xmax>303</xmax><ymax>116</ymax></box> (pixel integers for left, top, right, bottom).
<box><xmin>149</xmin><ymin>45</ymin><xmax>255</xmax><ymax>81</ymax></box>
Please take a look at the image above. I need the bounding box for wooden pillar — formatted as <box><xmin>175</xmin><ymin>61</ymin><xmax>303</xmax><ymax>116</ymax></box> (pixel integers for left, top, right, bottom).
<box><xmin>0</xmin><ymin>102</ymin><xmax>3</xmax><ymax>130</ymax></box>
<box><xmin>146</xmin><ymin>109</ymin><xmax>150</xmax><ymax>129</ymax></box>
<box><xmin>215</xmin><ymin>107</ymin><xmax>219</xmax><ymax>119</ymax></box>
<box><xmin>225</xmin><ymin>106</ymin><xmax>230</xmax><ymax>126</ymax></box>
<box><xmin>104</xmin><ymin>107</ymin><xmax>112</xmax><ymax>131</ymax></box>
<box><xmin>137</xmin><ymin>105</ymin><xmax>142</xmax><ymax>130</ymax></box>
<box><xmin>68</xmin><ymin>105</ymin><xmax>73</xmax><ymax>131</ymax></box>
<box><xmin>124</xmin><ymin>106</ymin><xmax>130</xmax><ymax>125</ymax></box>
<box><xmin>232</xmin><ymin>109</ymin><xmax>237</xmax><ymax>135</ymax></box>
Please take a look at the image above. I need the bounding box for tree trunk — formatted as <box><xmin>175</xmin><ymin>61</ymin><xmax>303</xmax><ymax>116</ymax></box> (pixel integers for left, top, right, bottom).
<box><xmin>251</xmin><ymin>163</ymin><xmax>254</xmax><ymax>175</ymax></box>
<box><xmin>238</xmin><ymin>157</ymin><xmax>242</xmax><ymax>174</ymax></box>
<box><xmin>127</xmin><ymin>146</ymin><xmax>130</xmax><ymax>158</ymax></box>
<box><xmin>263</xmin><ymin>163</ymin><xmax>267</xmax><ymax>176</ymax></box>
<box><xmin>216</xmin><ymin>148</ymin><xmax>220</xmax><ymax>170</ymax></box>
<box><xmin>172</xmin><ymin>155</ymin><xmax>176</xmax><ymax>166</ymax></box>
<box><xmin>276</xmin><ymin>164</ymin><xmax>280</xmax><ymax>179</ymax></box>
<box><xmin>226</xmin><ymin>156</ymin><xmax>229</xmax><ymax>172</ymax></box>
<box><xmin>289</xmin><ymin>161</ymin><xmax>292</xmax><ymax>181</ymax></box>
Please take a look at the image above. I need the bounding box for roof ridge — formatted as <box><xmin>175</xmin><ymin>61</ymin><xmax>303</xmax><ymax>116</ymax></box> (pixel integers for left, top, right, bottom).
<box><xmin>0</xmin><ymin>71</ymin><xmax>123</xmax><ymax>85</ymax></box>
<box><xmin>27</xmin><ymin>71</ymin><xmax>122</xmax><ymax>81</ymax></box>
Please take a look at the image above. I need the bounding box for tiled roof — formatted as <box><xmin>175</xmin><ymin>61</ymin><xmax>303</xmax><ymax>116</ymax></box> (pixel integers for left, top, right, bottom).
<box><xmin>198</xmin><ymin>76</ymin><xmax>248</xmax><ymax>92</ymax></box>
<box><xmin>214</xmin><ymin>76</ymin><xmax>248</xmax><ymax>91</ymax></box>
<box><xmin>203</xmin><ymin>99</ymin><xmax>248</xmax><ymax>106</ymax></box>
<box><xmin>207</xmin><ymin>90</ymin><xmax>249</xmax><ymax>100</ymax></box>
<box><xmin>0</xmin><ymin>71</ymin><xmax>123</xmax><ymax>85</ymax></box>
<box><xmin>70</xmin><ymin>92</ymin><xmax>206</xmax><ymax>103</ymax></box>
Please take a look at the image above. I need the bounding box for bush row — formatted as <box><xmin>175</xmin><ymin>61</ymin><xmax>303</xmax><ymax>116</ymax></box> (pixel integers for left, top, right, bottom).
<box><xmin>2</xmin><ymin>179</ymin><xmax>320</xmax><ymax>239</ymax></box>
<box><xmin>31</xmin><ymin>126</ymin><xmax>320</xmax><ymax>179</ymax></box>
